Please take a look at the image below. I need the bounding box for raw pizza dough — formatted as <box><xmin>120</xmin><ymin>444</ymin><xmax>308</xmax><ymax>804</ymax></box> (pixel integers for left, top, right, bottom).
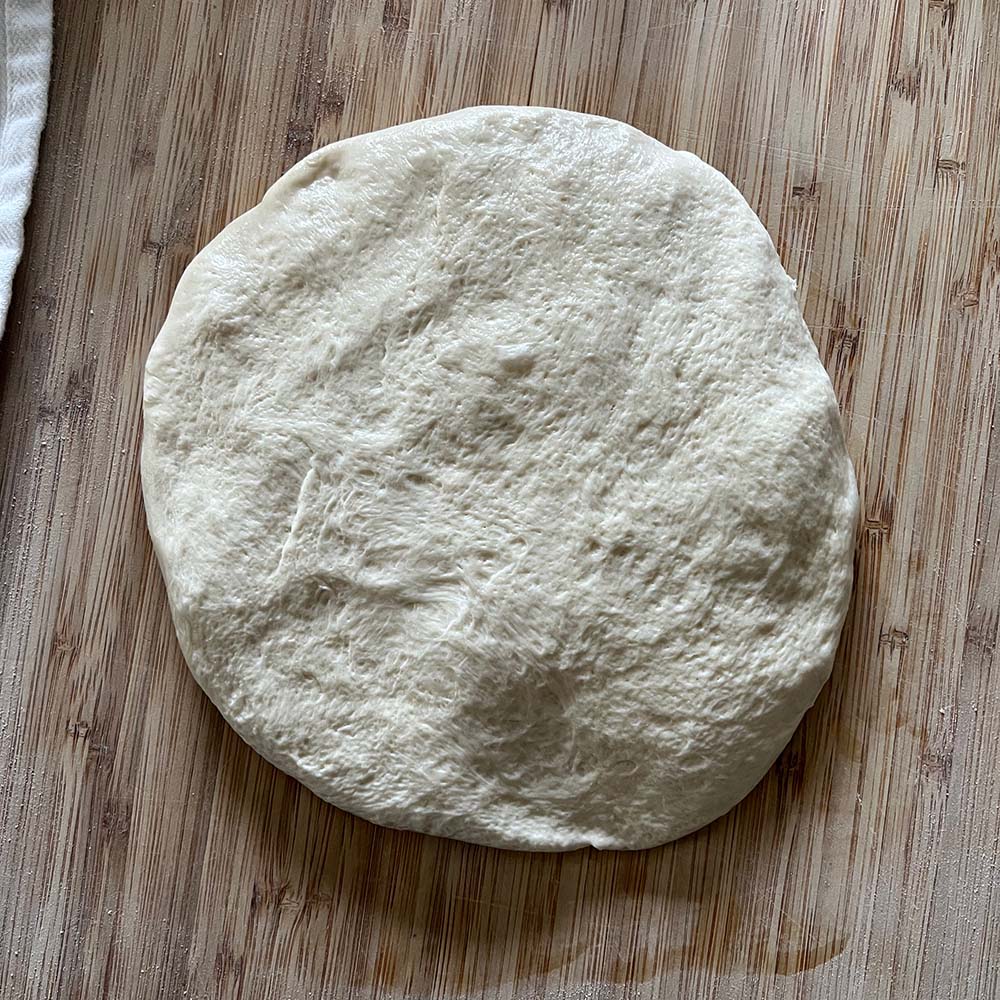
<box><xmin>142</xmin><ymin>106</ymin><xmax>858</xmax><ymax>851</ymax></box>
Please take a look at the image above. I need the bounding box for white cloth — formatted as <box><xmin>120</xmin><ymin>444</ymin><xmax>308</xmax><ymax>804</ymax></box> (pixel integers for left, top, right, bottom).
<box><xmin>0</xmin><ymin>0</ymin><xmax>50</xmax><ymax>333</ymax></box>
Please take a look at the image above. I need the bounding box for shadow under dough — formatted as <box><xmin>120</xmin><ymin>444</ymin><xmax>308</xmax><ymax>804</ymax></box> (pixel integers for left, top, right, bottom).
<box><xmin>205</xmin><ymin>578</ymin><xmax>870</xmax><ymax>995</ymax></box>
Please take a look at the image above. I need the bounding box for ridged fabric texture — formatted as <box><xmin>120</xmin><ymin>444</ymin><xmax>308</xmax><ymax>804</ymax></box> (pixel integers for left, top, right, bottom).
<box><xmin>0</xmin><ymin>0</ymin><xmax>51</xmax><ymax>334</ymax></box>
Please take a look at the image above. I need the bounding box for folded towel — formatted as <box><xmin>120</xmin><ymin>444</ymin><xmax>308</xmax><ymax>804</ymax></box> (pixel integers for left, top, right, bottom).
<box><xmin>0</xmin><ymin>0</ymin><xmax>51</xmax><ymax>336</ymax></box>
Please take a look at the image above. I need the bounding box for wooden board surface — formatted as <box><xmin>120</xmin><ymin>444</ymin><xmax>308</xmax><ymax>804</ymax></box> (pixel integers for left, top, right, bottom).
<box><xmin>2</xmin><ymin>0</ymin><xmax>999</xmax><ymax>997</ymax></box>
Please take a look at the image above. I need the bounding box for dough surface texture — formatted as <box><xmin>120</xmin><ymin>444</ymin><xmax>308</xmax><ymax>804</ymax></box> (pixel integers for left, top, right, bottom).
<box><xmin>142</xmin><ymin>106</ymin><xmax>858</xmax><ymax>851</ymax></box>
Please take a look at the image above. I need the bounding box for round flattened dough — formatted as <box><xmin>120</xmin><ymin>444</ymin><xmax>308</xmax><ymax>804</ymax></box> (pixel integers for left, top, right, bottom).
<box><xmin>142</xmin><ymin>106</ymin><xmax>858</xmax><ymax>851</ymax></box>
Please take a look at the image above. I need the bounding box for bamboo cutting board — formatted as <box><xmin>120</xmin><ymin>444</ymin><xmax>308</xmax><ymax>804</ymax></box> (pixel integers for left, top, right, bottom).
<box><xmin>1</xmin><ymin>1</ymin><xmax>999</xmax><ymax>997</ymax></box>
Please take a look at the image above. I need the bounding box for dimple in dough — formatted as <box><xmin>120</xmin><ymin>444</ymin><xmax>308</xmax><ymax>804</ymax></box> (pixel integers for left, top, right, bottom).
<box><xmin>142</xmin><ymin>106</ymin><xmax>858</xmax><ymax>851</ymax></box>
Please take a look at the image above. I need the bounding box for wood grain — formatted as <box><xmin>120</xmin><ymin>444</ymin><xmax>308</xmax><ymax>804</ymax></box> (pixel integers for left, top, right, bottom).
<box><xmin>1</xmin><ymin>0</ymin><xmax>998</xmax><ymax>997</ymax></box>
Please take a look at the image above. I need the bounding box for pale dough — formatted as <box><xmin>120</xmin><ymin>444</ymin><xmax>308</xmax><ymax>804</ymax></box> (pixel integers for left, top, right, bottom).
<box><xmin>142</xmin><ymin>106</ymin><xmax>858</xmax><ymax>851</ymax></box>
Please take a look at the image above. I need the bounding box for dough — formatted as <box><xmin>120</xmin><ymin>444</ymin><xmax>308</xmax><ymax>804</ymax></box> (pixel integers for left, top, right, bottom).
<box><xmin>142</xmin><ymin>106</ymin><xmax>858</xmax><ymax>851</ymax></box>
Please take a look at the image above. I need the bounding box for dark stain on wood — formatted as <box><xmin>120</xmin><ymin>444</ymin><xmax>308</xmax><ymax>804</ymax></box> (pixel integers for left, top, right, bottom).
<box><xmin>879</xmin><ymin>626</ymin><xmax>910</xmax><ymax>651</ymax></box>
<box><xmin>887</xmin><ymin>63</ymin><xmax>922</xmax><ymax>101</ymax></box>
<box><xmin>791</xmin><ymin>180</ymin><xmax>821</xmax><ymax>203</ymax></box>
<box><xmin>382</xmin><ymin>0</ymin><xmax>411</xmax><ymax>33</ymax></box>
